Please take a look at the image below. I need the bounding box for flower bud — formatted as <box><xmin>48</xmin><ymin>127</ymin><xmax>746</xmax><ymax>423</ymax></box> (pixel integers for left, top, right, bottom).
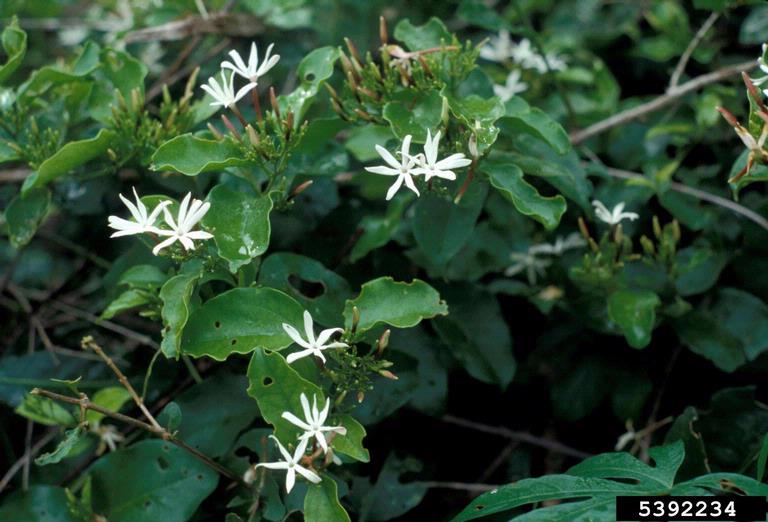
<box><xmin>357</xmin><ymin>391</ymin><xmax>365</xmax><ymax>403</ymax></box>
<box><xmin>351</xmin><ymin>306</ymin><xmax>360</xmax><ymax>333</ymax></box>
<box><xmin>269</xmin><ymin>87</ymin><xmax>281</xmax><ymax>120</ymax></box>
<box><xmin>379</xmin><ymin>16</ymin><xmax>388</xmax><ymax>45</ymax></box>
<box><xmin>207</xmin><ymin>122</ymin><xmax>224</xmax><ymax>140</ymax></box>
<box><xmin>441</xmin><ymin>96</ymin><xmax>449</xmax><ymax>127</ymax></box>
<box><xmin>378</xmin><ymin>370</ymin><xmax>398</xmax><ymax>380</ymax></box>
<box><xmin>245</xmin><ymin>124</ymin><xmax>260</xmax><ymax>147</ymax></box>
<box><xmin>376</xmin><ymin>329</ymin><xmax>390</xmax><ymax>355</ymax></box>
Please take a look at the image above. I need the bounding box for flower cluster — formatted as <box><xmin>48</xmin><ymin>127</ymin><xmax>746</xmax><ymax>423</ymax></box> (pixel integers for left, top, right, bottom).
<box><xmin>365</xmin><ymin>130</ymin><xmax>472</xmax><ymax>200</ymax></box>
<box><xmin>480</xmin><ymin>31</ymin><xmax>567</xmax><ymax>73</ymax></box>
<box><xmin>107</xmin><ymin>188</ymin><xmax>212</xmax><ymax>255</ymax></box>
<box><xmin>201</xmin><ymin>42</ymin><xmax>279</xmax><ymax>109</ymax></box>
<box><xmin>506</xmin><ymin>232</ymin><xmax>586</xmax><ymax>285</ymax></box>
<box><xmin>251</xmin><ymin>392</ymin><xmax>347</xmax><ymax>493</ymax></box>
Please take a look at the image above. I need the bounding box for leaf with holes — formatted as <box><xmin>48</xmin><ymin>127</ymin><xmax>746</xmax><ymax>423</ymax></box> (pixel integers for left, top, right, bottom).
<box><xmin>88</xmin><ymin>440</ymin><xmax>217</xmax><ymax>522</ymax></box>
<box><xmin>203</xmin><ymin>186</ymin><xmax>273</xmax><ymax>273</ymax></box>
<box><xmin>280</xmin><ymin>46</ymin><xmax>339</xmax><ymax>123</ymax></box>
<box><xmin>35</xmin><ymin>427</ymin><xmax>85</xmax><ymax>466</ymax></box>
<box><xmin>258</xmin><ymin>253</ymin><xmax>352</xmax><ymax>326</ymax></box>
<box><xmin>181</xmin><ymin>288</ymin><xmax>305</xmax><ymax>360</ymax></box>
<box><xmin>343</xmin><ymin>277</ymin><xmax>448</xmax><ymax>335</ymax></box>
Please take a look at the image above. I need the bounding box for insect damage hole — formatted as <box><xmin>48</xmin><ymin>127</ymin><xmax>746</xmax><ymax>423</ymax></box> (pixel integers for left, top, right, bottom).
<box><xmin>214</xmin><ymin>321</ymin><xmax>221</xmax><ymax>328</ymax></box>
<box><xmin>157</xmin><ymin>456</ymin><xmax>170</xmax><ymax>470</ymax></box>
<box><xmin>230</xmin><ymin>338</ymin><xmax>237</xmax><ymax>346</ymax></box>
<box><xmin>263</xmin><ymin>376</ymin><xmax>274</xmax><ymax>386</ymax></box>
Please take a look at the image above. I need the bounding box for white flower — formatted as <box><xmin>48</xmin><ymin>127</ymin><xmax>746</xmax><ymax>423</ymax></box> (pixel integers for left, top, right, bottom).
<box><xmin>152</xmin><ymin>193</ymin><xmax>213</xmax><ymax>255</ymax></box>
<box><xmin>493</xmin><ymin>70</ymin><xmax>528</xmax><ymax>101</ymax></box>
<box><xmin>221</xmin><ymin>42</ymin><xmax>280</xmax><ymax>83</ymax></box>
<box><xmin>751</xmin><ymin>43</ymin><xmax>768</xmax><ymax>87</ymax></box>
<box><xmin>282</xmin><ymin>310</ymin><xmax>348</xmax><ymax>364</ymax></box>
<box><xmin>480</xmin><ymin>30</ymin><xmax>515</xmax><ymax>62</ymax></box>
<box><xmin>592</xmin><ymin>200</ymin><xmax>639</xmax><ymax>226</ymax></box>
<box><xmin>529</xmin><ymin>233</ymin><xmax>587</xmax><ymax>256</ymax></box>
<box><xmin>255</xmin><ymin>435</ymin><xmax>321</xmax><ymax>493</ymax></box>
<box><xmin>108</xmin><ymin>187</ymin><xmax>170</xmax><ymax>238</ymax></box>
<box><xmin>94</xmin><ymin>424</ymin><xmax>124</xmax><ymax>453</ymax></box>
<box><xmin>511</xmin><ymin>38</ymin><xmax>538</xmax><ymax>67</ymax></box>
<box><xmin>735</xmin><ymin>123</ymin><xmax>768</xmax><ymax>152</ymax></box>
<box><xmin>365</xmin><ymin>135</ymin><xmax>422</xmax><ymax>200</ymax></box>
<box><xmin>412</xmin><ymin>130</ymin><xmax>472</xmax><ymax>181</ymax></box>
<box><xmin>281</xmin><ymin>393</ymin><xmax>347</xmax><ymax>454</ymax></box>
<box><xmin>505</xmin><ymin>251</ymin><xmax>551</xmax><ymax>285</ymax></box>
<box><xmin>200</xmin><ymin>70</ymin><xmax>256</xmax><ymax>109</ymax></box>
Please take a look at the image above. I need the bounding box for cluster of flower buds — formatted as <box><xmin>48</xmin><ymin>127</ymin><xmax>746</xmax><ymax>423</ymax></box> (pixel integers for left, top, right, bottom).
<box><xmin>716</xmin><ymin>72</ymin><xmax>768</xmax><ymax>183</ymax></box>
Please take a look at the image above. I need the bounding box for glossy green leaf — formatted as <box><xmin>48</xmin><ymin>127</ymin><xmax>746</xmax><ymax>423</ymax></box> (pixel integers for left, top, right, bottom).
<box><xmin>342</xmin><ymin>277</ymin><xmax>448</xmax><ymax>334</ymax></box>
<box><xmin>258</xmin><ymin>253</ymin><xmax>352</xmax><ymax>325</ymax></box>
<box><xmin>383</xmin><ymin>90</ymin><xmax>443</xmax><ymax>143</ymax></box>
<box><xmin>35</xmin><ymin>427</ymin><xmax>85</xmax><ymax>466</ymax></box>
<box><xmin>350</xmin><ymin>196</ymin><xmax>409</xmax><ymax>262</ymax></box>
<box><xmin>305</xmin><ymin>477</ymin><xmax>351</xmax><ymax>522</ymax></box>
<box><xmin>101</xmin><ymin>289</ymin><xmax>151</xmax><ymax>320</ymax></box>
<box><xmin>355</xmin><ymin>454</ymin><xmax>428</xmax><ymax>522</ymax></box>
<box><xmin>482</xmin><ymin>158</ymin><xmax>566</xmax><ymax>230</ymax></box>
<box><xmin>445</xmin><ymin>93</ymin><xmax>505</xmax><ymax>153</ymax></box>
<box><xmin>15</xmin><ymin>394</ymin><xmax>76</xmax><ymax>426</ymax></box>
<box><xmin>0</xmin><ymin>17</ymin><xmax>26</xmax><ymax>85</ymax></box>
<box><xmin>182</xmin><ymin>287</ymin><xmax>305</xmax><ymax>360</ymax></box>
<box><xmin>502</xmin><ymin>97</ymin><xmax>571</xmax><ymax>154</ymax></box>
<box><xmin>413</xmin><ymin>183</ymin><xmax>487</xmax><ymax>269</ymax></box>
<box><xmin>674</xmin><ymin>311</ymin><xmax>745</xmax><ymax>372</ymax></box>
<box><xmin>151</xmin><ymin>134</ymin><xmax>248</xmax><ymax>176</ymax></box>
<box><xmin>17</xmin><ymin>40</ymin><xmax>99</xmax><ymax>99</ymax></box>
<box><xmin>22</xmin><ymin>129</ymin><xmax>117</xmax><ymax>194</ymax></box>
<box><xmin>89</xmin><ymin>440</ymin><xmax>217</xmax><ymax>522</ymax></box>
<box><xmin>203</xmin><ymin>186</ymin><xmax>272</xmax><ymax>273</ymax></box>
<box><xmin>607</xmin><ymin>289</ymin><xmax>660</xmax><ymax>349</ymax></box>
<box><xmin>159</xmin><ymin>263</ymin><xmax>204</xmax><ymax>359</ymax></box>
<box><xmin>280</xmin><ymin>46</ymin><xmax>339</xmax><ymax>122</ymax></box>
<box><xmin>5</xmin><ymin>188</ymin><xmax>50</xmax><ymax>248</ymax></box>
<box><xmin>345</xmin><ymin>125</ymin><xmax>395</xmax><ymax>162</ymax></box>
<box><xmin>393</xmin><ymin>17</ymin><xmax>452</xmax><ymax>50</ymax></box>
<box><xmin>332</xmin><ymin>414</ymin><xmax>370</xmax><ymax>463</ymax></box>
<box><xmin>0</xmin><ymin>485</ymin><xmax>76</xmax><ymax>522</ymax></box>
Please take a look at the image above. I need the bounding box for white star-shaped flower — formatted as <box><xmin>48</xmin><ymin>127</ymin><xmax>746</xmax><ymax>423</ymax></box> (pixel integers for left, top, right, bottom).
<box><xmin>152</xmin><ymin>193</ymin><xmax>213</xmax><ymax>255</ymax></box>
<box><xmin>255</xmin><ymin>435</ymin><xmax>321</xmax><ymax>493</ymax></box>
<box><xmin>281</xmin><ymin>393</ymin><xmax>347</xmax><ymax>454</ymax></box>
<box><xmin>282</xmin><ymin>310</ymin><xmax>348</xmax><ymax>364</ymax></box>
<box><xmin>493</xmin><ymin>70</ymin><xmax>528</xmax><ymax>101</ymax></box>
<box><xmin>108</xmin><ymin>187</ymin><xmax>170</xmax><ymax>238</ymax></box>
<box><xmin>505</xmin><ymin>251</ymin><xmax>552</xmax><ymax>285</ymax></box>
<box><xmin>752</xmin><ymin>43</ymin><xmax>768</xmax><ymax>87</ymax></box>
<box><xmin>592</xmin><ymin>200</ymin><xmax>639</xmax><ymax>226</ymax></box>
<box><xmin>221</xmin><ymin>42</ymin><xmax>280</xmax><ymax>83</ymax></box>
<box><xmin>365</xmin><ymin>135</ymin><xmax>422</xmax><ymax>200</ymax></box>
<box><xmin>412</xmin><ymin>130</ymin><xmax>472</xmax><ymax>182</ymax></box>
<box><xmin>200</xmin><ymin>70</ymin><xmax>256</xmax><ymax>109</ymax></box>
<box><xmin>480</xmin><ymin>30</ymin><xmax>514</xmax><ymax>62</ymax></box>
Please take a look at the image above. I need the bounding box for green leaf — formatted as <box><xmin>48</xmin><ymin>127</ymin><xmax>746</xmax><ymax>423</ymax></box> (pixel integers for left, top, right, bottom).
<box><xmin>607</xmin><ymin>289</ymin><xmax>660</xmax><ymax>349</ymax></box>
<box><xmin>170</xmin><ymin>374</ymin><xmax>259</xmax><ymax>458</ymax></box>
<box><xmin>118</xmin><ymin>265</ymin><xmax>168</xmax><ymax>289</ymax></box>
<box><xmin>482</xmin><ymin>157</ymin><xmax>566</xmax><ymax>230</ymax></box>
<box><xmin>345</xmin><ymin>125</ymin><xmax>395</xmax><ymax>162</ymax></box>
<box><xmin>158</xmin><ymin>402</ymin><xmax>182</xmax><ymax>431</ymax></box>
<box><xmin>342</xmin><ymin>277</ymin><xmax>448</xmax><ymax>334</ymax></box>
<box><xmin>452</xmin><ymin>443</ymin><xmax>686</xmax><ymax>521</ymax></box>
<box><xmin>258</xmin><ymin>253</ymin><xmax>352</xmax><ymax>325</ymax></box>
<box><xmin>393</xmin><ymin>17</ymin><xmax>452</xmax><ymax>50</ymax></box>
<box><xmin>101</xmin><ymin>289</ymin><xmax>151</xmax><ymax>320</ymax></box>
<box><xmin>757</xmin><ymin>433</ymin><xmax>768</xmax><ymax>482</ymax></box>
<box><xmin>18</xmin><ymin>41</ymin><xmax>100</xmax><ymax>100</ymax></box>
<box><xmin>86</xmin><ymin>387</ymin><xmax>132</xmax><ymax>424</ymax></box>
<box><xmin>356</xmin><ymin>454</ymin><xmax>428</xmax><ymax>522</ymax></box>
<box><xmin>332</xmin><ymin>414</ymin><xmax>370</xmax><ymax>463</ymax></box>
<box><xmin>203</xmin><ymin>186</ymin><xmax>272</xmax><ymax>273</ymax></box>
<box><xmin>739</xmin><ymin>5</ymin><xmax>768</xmax><ymax>44</ymax></box>
<box><xmin>182</xmin><ymin>287</ymin><xmax>305</xmax><ymax>360</ymax></box>
<box><xmin>674</xmin><ymin>246</ymin><xmax>727</xmax><ymax>296</ymax></box>
<box><xmin>0</xmin><ymin>17</ymin><xmax>27</xmax><ymax>85</ymax></box>
<box><xmin>89</xmin><ymin>440</ymin><xmax>217</xmax><ymax>522</ymax></box>
<box><xmin>281</xmin><ymin>46</ymin><xmax>339</xmax><ymax>122</ymax></box>
<box><xmin>15</xmin><ymin>394</ymin><xmax>76</xmax><ymax>426</ymax></box>
<box><xmin>5</xmin><ymin>188</ymin><xmax>50</xmax><ymax>248</ymax></box>
<box><xmin>675</xmin><ymin>311</ymin><xmax>745</xmax><ymax>372</ymax></box>
<box><xmin>22</xmin><ymin>129</ymin><xmax>117</xmax><ymax>194</ymax></box>
<box><xmin>350</xmin><ymin>197</ymin><xmax>409</xmax><ymax>262</ymax></box>
<box><xmin>383</xmin><ymin>90</ymin><xmax>443</xmax><ymax>143</ymax></box>
<box><xmin>433</xmin><ymin>284</ymin><xmax>516</xmax><ymax>388</ymax></box>
<box><xmin>709</xmin><ymin>287</ymin><xmax>768</xmax><ymax>361</ymax></box>
<box><xmin>445</xmin><ymin>93</ymin><xmax>505</xmax><ymax>153</ymax></box>
<box><xmin>246</xmin><ymin>348</ymin><xmax>321</xmax><ymax>442</ymax></box>
<box><xmin>151</xmin><ymin>134</ymin><xmax>248</xmax><ymax>176</ymax></box>
<box><xmin>305</xmin><ymin>477</ymin><xmax>351</xmax><ymax>522</ymax></box>
<box><xmin>413</xmin><ymin>183</ymin><xmax>487</xmax><ymax>270</ymax></box>
<box><xmin>35</xmin><ymin>427</ymin><xmax>85</xmax><ymax>466</ymax></box>
<box><xmin>159</xmin><ymin>264</ymin><xmax>204</xmax><ymax>359</ymax></box>
<box><xmin>0</xmin><ymin>485</ymin><xmax>76</xmax><ymax>522</ymax></box>
<box><xmin>502</xmin><ymin>97</ymin><xmax>571</xmax><ymax>154</ymax></box>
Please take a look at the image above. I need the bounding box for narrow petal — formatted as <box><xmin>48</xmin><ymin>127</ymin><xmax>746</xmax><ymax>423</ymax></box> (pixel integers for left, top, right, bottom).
<box><xmin>365</xmin><ymin>166</ymin><xmax>400</xmax><ymax>176</ymax></box>
<box><xmin>178</xmin><ymin>235</ymin><xmax>196</xmax><ymax>251</ymax></box>
<box><xmin>323</xmin><ymin>341</ymin><xmax>350</xmax><ymax>349</ymax></box>
<box><xmin>271</xmin><ymin>435</ymin><xmax>293</xmax><ymax>462</ymax></box>
<box><xmin>386</xmin><ymin>175</ymin><xmax>405</xmax><ymax>200</ymax></box>
<box><xmin>315</xmin><ymin>432</ymin><xmax>328</xmax><ymax>454</ymax></box>
<box><xmin>234</xmin><ymin>82</ymin><xmax>258</xmax><ymax>103</ymax></box>
<box><xmin>286</xmin><ymin>348</ymin><xmax>314</xmax><ymax>364</ymax></box>
<box><xmin>303</xmin><ymin>310</ymin><xmax>316</xmax><ymax>345</ymax></box>
<box><xmin>435</xmin><ymin>154</ymin><xmax>472</xmax><ymax>170</ymax></box>
<box><xmin>295</xmin><ymin>465</ymin><xmax>322</xmax><ymax>484</ymax></box>
<box><xmin>185</xmin><ymin>230</ymin><xmax>214</xmax><ymax>240</ymax></box>
<box><xmin>315</xmin><ymin>327</ymin><xmax>343</xmax><ymax>347</ymax></box>
<box><xmin>400</xmin><ymin>135</ymin><xmax>413</xmax><ymax>163</ymax></box>
<box><xmin>300</xmin><ymin>393</ymin><xmax>312</xmax><ymax>424</ymax></box>
<box><xmin>281</xmin><ymin>412</ymin><xmax>312</xmax><ymax>431</ymax></box>
<box><xmin>282</xmin><ymin>324</ymin><xmax>312</xmax><ymax>349</ymax></box>
<box><xmin>152</xmin><ymin>235</ymin><xmax>177</xmax><ymax>256</ymax></box>
<box><xmin>374</xmin><ymin>144</ymin><xmax>400</xmax><ymax>169</ymax></box>
<box><xmin>319</xmin><ymin>397</ymin><xmax>331</xmax><ymax>423</ymax></box>
<box><xmin>285</xmin><ymin>469</ymin><xmax>296</xmax><ymax>493</ymax></box>
<box><xmin>118</xmin><ymin>192</ymin><xmax>143</xmax><ymax>223</ymax></box>
<box><xmin>255</xmin><ymin>461</ymin><xmax>289</xmax><ymax>470</ymax></box>
<box><xmin>311</xmin><ymin>395</ymin><xmax>320</xmax><ymax>423</ymax></box>
<box><xmin>131</xmin><ymin>187</ymin><xmax>148</xmax><ymax>222</ymax></box>
<box><xmin>146</xmin><ymin>200</ymin><xmax>172</xmax><ymax>225</ymax></box>
<box><xmin>177</xmin><ymin>193</ymin><xmax>192</xmax><ymax>228</ymax></box>
<box><xmin>402</xmin><ymin>173</ymin><xmax>420</xmax><ymax>197</ymax></box>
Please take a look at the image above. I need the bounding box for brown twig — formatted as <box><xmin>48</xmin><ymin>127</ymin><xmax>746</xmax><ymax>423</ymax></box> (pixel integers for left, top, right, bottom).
<box><xmin>31</xmin><ymin>388</ymin><xmax>246</xmax><ymax>487</ymax></box>
<box><xmin>81</xmin><ymin>336</ymin><xmax>162</xmax><ymax>431</ymax></box>
<box><xmin>668</xmin><ymin>12</ymin><xmax>720</xmax><ymax>90</ymax></box>
<box><xmin>0</xmin><ymin>429</ymin><xmax>58</xmax><ymax>494</ymax></box>
<box><xmin>570</xmin><ymin>60</ymin><xmax>757</xmax><ymax>144</ymax></box>
<box><xmin>418</xmin><ymin>481</ymin><xmax>501</xmax><ymax>493</ymax></box>
<box><xmin>125</xmin><ymin>12</ymin><xmax>265</xmax><ymax>43</ymax></box>
<box><xmin>442</xmin><ymin>415</ymin><xmax>592</xmax><ymax>460</ymax></box>
<box><xmin>147</xmin><ymin>38</ymin><xmax>231</xmax><ymax>101</ymax></box>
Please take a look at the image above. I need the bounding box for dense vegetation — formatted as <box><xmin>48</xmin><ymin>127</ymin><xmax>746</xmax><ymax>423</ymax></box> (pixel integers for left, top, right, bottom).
<box><xmin>2</xmin><ymin>1</ymin><xmax>768</xmax><ymax>520</ymax></box>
